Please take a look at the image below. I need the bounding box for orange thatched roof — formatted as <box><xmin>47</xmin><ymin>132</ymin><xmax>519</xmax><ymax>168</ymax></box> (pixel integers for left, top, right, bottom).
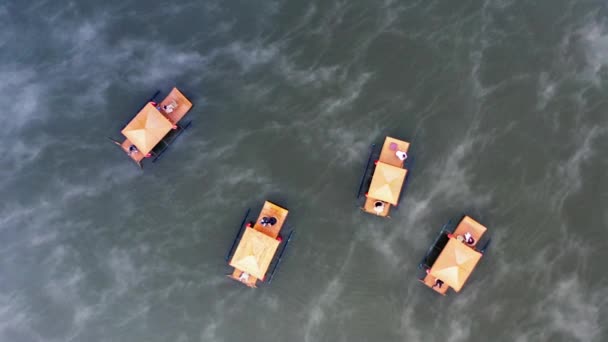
<box><xmin>429</xmin><ymin>237</ymin><xmax>482</xmax><ymax>292</ymax></box>
<box><xmin>368</xmin><ymin>162</ymin><xmax>407</xmax><ymax>205</ymax></box>
<box><xmin>229</xmin><ymin>228</ymin><xmax>280</xmax><ymax>280</ymax></box>
<box><xmin>121</xmin><ymin>103</ymin><xmax>173</xmax><ymax>155</ymax></box>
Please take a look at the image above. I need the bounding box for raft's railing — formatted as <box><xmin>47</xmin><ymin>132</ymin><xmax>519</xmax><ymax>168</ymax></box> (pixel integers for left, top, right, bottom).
<box><xmin>225</xmin><ymin>208</ymin><xmax>251</xmax><ymax>262</ymax></box>
<box><xmin>480</xmin><ymin>238</ymin><xmax>492</xmax><ymax>254</ymax></box>
<box><xmin>418</xmin><ymin>220</ymin><xmax>455</xmax><ymax>269</ymax></box>
<box><xmin>356</xmin><ymin>144</ymin><xmax>376</xmax><ymax>199</ymax></box>
<box><xmin>395</xmin><ymin>155</ymin><xmax>415</xmax><ymax>207</ymax></box>
<box><xmin>152</xmin><ymin>120</ymin><xmax>192</xmax><ymax>163</ymax></box>
<box><xmin>267</xmin><ymin>229</ymin><xmax>295</xmax><ymax>284</ymax></box>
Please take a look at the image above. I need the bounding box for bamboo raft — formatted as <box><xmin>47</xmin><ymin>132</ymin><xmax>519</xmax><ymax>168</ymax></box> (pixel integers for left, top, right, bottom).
<box><xmin>418</xmin><ymin>215</ymin><xmax>491</xmax><ymax>295</ymax></box>
<box><xmin>358</xmin><ymin>136</ymin><xmax>410</xmax><ymax>217</ymax></box>
<box><xmin>110</xmin><ymin>87</ymin><xmax>193</xmax><ymax>168</ymax></box>
<box><xmin>226</xmin><ymin>201</ymin><xmax>293</xmax><ymax>288</ymax></box>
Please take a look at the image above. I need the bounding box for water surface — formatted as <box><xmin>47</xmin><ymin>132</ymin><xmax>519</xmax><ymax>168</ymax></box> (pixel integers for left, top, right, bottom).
<box><xmin>1</xmin><ymin>1</ymin><xmax>607</xmax><ymax>341</ymax></box>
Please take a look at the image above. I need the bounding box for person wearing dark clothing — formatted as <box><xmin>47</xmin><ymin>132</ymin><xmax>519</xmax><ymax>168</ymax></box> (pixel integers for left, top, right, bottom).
<box><xmin>260</xmin><ymin>216</ymin><xmax>278</xmax><ymax>227</ymax></box>
<box><xmin>128</xmin><ymin>145</ymin><xmax>138</xmax><ymax>155</ymax></box>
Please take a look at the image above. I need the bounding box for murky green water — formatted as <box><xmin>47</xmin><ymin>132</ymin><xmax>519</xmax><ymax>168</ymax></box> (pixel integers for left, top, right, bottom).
<box><xmin>1</xmin><ymin>1</ymin><xmax>607</xmax><ymax>341</ymax></box>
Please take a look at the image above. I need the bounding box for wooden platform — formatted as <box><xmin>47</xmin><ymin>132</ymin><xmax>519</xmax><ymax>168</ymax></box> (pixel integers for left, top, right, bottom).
<box><xmin>114</xmin><ymin>87</ymin><xmax>193</xmax><ymax>167</ymax></box>
<box><xmin>420</xmin><ymin>273</ymin><xmax>448</xmax><ymax>295</ymax></box>
<box><xmin>228</xmin><ymin>201</ymin><xmax>289</xmax><ymax>288</ymax></box>
<box><xmin>362</xmin><ymin>197</ymin><xmax>391</xmax><ymax>217</ymax></box>
<box><xmin>452</xmin><ymin>216</ymin><xmax>488</xmax><ymax>248</ymax></box>
<box><xmin>158</xmin><ymin>87</ymin><xmax>193</xmax><ymax>125</ymax></box>
<box><xmin>418</xmin><ymin>217</ymin><xmax>488</xmax><ymax>295</ymax></box>
<box><xmin>361</xmin><ymin>136</ymin><xmax>410</xmax><ymax>217</ymax></box>
<box><xmin>117</xmin><ymin>139</ymin><xmax>145</xmax><ymax>166</ymax></box>
<box><xmin>379</xmin><ymin>136</ymin><xmax>410</xmax><ymax>167</ymax></box>
<box><xmin>251</xmin><ymin>201</ymin><xmax>289</xmax><ymax>239</ymax></box>
<box><xmin>228</xmin><ymin>269</ymin><xmax>259</xmax><ymax>288</ymax></box>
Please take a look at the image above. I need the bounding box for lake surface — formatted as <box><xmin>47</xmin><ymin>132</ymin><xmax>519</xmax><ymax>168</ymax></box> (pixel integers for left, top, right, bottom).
<box><xmin>1</xmin><ymin>1</ymin><xmax>607</xmax><ymax>341</ymax></box>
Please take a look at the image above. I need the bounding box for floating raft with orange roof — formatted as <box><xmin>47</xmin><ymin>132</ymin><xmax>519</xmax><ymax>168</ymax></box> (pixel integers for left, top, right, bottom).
<box><xmin>357</xmin><ymin>136</ymin><xmax>412</xmax><ymax>217</ymax></box>
<box><xmin>109</xmin><ymin>87</ymin><xmax>193</xmax><ymax>168</ymax></box>
<box><xmin>226</xmin><ymin>201</ymin><xmax>294</xmax><ymax>288</ymax></box>
<box><xmin>418</xmin><ymin>215</ymin><xmax>491</xmax><ymax>295</ymax></box>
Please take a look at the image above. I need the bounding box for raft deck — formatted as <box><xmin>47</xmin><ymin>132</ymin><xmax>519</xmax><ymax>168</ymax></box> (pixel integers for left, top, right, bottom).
<box><xmin>229</xmin><ymin>269</ymin><xmax>259</xmax><ymax>287</ymax></box>
<box><xmin>118</xmin><ymin>139</ymin><xmax>146</xmax><ymax>164</ymax></box>
<box><xmin>228</xmin><ymin>201</ymin><xmax>289</xmax><ymax>288</ymax></box>
<box><xmin>418</xmin><ymin>217</ymin><xmax>487</xmax><ymax>295</ymax></box>
<box><xmin>114</xmin><ymin>87</ymin><xmax>193</xmax><ymax>167</ymax></box>
<box><xmin>452</xmin><ymin>215</ymin><xmax>488</xmax><ymax>248</ymax></box>
<box><xmin>420</xmin><ymin>273</ymin><xmax>448</xmax><ymax>295</ymax></box>
<box><xmin>251</xmin><ymin>201</ymin><xmax>289</xmax><ymax>238</ymax></box>
<box><xmin>158</xmin><ymin>87</ymin><xmax>193</xmax><ymax>125</ymax></box>
<box><xmin>361</xmin><ymin>136</ymin><xmax>410</xmax><ymax>217</ymax></box>
<box><xmin>363</xmin><ymin>197</ymin><xmax>391</xmax><ymax>217</ymax></box>
<box><xmin>379</xmin><ymin>136</ymin><xmax>410</xmax><ymax>167</ymax></box>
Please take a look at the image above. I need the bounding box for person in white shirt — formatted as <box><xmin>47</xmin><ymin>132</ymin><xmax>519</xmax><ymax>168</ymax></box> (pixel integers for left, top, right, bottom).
<box><xmin>396</xmin><ymin>150</ymin><xmax>407</xmax><ymax>161</ymax></box>
<box><xmin>163</xmin><ymin>100</ymin><xmax>178</xmax><ymax>114</ymax></box>
<box><xmin>464</xmin><ymin>232</ymin><xmax>475</xmax><ymax>245</ymax></box>
<box><xmin>373</xmin><ymin>201</ymin><xmax>385</xmax><ymax>214</ymax></box>
<box><xmin>163</xmin><ymin>104</ymin><xmax>175</xmax><ymax>113</ymax></box>
<box><xmin>128</xmin><ymin>145</ymin><xmax>138</xmax><ymax>155</ymax></box>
